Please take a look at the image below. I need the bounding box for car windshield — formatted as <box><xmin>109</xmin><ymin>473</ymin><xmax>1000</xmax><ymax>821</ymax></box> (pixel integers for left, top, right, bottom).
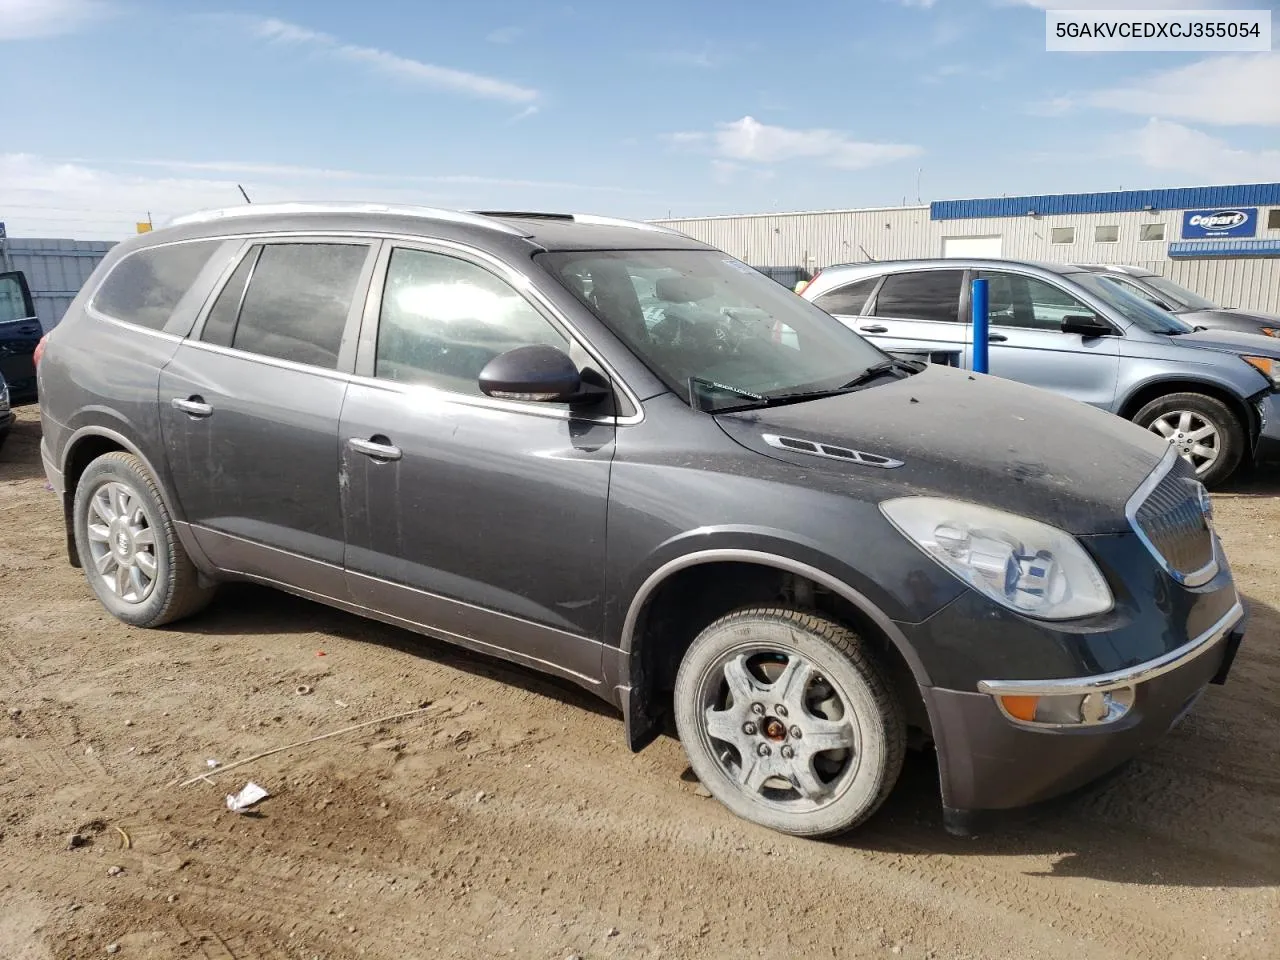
<box><xmin>536</xmin><ymin>249</ymin><xmax>892</xmax><ymax>411</ymax></box>
<box><xmin>1073</xmin><ymin>273</ymin><xmax>1194</xmax><ymax>335</ymax></box>
<box><xmin>1141</xmin><ymin>275</ymin><xmax>1218</xmax><ymax>311</ymax></box>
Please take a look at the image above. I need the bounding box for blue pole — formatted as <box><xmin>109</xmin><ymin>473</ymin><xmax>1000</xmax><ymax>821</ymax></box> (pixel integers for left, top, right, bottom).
<box><xmin>970</xmin><ymin>277</ymin><xmax>989</xmax><ymax>374</ymax></box>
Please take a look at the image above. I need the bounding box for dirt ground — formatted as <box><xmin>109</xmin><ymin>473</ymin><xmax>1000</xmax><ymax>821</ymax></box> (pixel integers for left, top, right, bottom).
<box><xmin>1</xmin><ymin>404</ymin><xmax>1277</xmax><ymax>960</ymax></box>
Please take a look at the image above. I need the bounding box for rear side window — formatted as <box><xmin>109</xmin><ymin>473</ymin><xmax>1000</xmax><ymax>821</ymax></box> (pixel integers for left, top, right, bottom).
<box><xmin>874</xmin><ymin>270</ymin><xmax>963</xmax><ymax>324</ymax></box>
<box><xmin>812</xmin><ymin>277</ymin><xmax>878</xmax><ymax>316</ymax></box>
<box><xmin>93</xmin><ymin>240</ymin><xmax>219</xmax><ymax>330</ymax></box>
<box><xmin>201</xmin><ymin>247</ymin><xmax>259</xmax><ymax>348</ymax></box>
<box><xmin>228</xmin><ymin>244</ymin><xmax>368</xmax><ymax>369</ymax></box>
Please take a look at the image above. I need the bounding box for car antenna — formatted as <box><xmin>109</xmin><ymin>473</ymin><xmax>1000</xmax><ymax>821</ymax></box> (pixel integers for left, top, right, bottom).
<box><xmin>237</xmin><ymin>184</ymin><xmax>252</xmax><ymax>204</ymax></box>
<box><xmin>858</xmin><ymin>244</ymin><xmax>877</xmax><ymax>261</ymax></box>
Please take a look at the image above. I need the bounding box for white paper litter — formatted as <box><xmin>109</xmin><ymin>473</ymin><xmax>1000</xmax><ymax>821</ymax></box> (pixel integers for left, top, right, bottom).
<box><xmin>206</xmin><ymin>759</ymin><xmax>220</xmax><ymax>768</ymax></box>
<box><xmin>225</xmin><ymin>782</ymin><xmax>270</xmax><ymax>813</ymax></box>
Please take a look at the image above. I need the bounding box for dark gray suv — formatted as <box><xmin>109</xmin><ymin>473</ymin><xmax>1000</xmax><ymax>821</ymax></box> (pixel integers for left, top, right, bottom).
<box><xmin>37</xmin><ymin>204</ymin><xmax>1246</xmax><ymax>838</ymax></box>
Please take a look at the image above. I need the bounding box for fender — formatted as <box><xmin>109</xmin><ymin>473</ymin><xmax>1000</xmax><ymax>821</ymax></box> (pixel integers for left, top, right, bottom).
<box><xmin>1117</xmin><ymin>373</ymin><xmax>1260</xmax><ymax>436</ymax></box>
<box><xmin>58</xmin><ymin>422</ymin><xmax>214</xmax><ymax>575</ymax></box>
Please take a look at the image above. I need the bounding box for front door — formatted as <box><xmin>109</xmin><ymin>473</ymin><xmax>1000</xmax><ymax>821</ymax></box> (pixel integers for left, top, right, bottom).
<box><xmin>973</xmin><ymin>270</ymin><xmax>1121</xmax><ymax>410</ymax></box>
<box><xmin>340</xmin><ymin>243</ymin><xmax>613</xmax><ymax>685</ymax></box>
<box><xmin>0</xmin><ymin>270</ymin><xmax>41</xmax><ymax>399</ymax></box>
<box><xmin>159</xmin><ymin>239</ymin><xmax>377</xmax><ymax>593</ymax></box>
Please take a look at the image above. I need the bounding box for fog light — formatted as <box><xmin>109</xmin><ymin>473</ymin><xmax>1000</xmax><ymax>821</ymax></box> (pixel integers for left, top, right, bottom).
<box><xmin>997</xmin><ymin>688</ymin><xmax>1134</xmax><ymax>727</ymax></box>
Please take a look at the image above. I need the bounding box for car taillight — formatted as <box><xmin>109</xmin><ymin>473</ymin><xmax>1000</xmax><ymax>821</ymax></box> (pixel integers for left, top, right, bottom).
<box><xmin>33</xmin><ymin>334</ymin><xmax>48</xmax><ymax>367</ymax></box>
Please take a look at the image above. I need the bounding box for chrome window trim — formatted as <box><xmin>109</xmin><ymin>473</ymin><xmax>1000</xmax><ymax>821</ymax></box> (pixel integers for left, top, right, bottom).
<box><xmin>978</xmin><ymin>599</ymin><xmax>1243</xmax><ymax>697</ymax></box>
<box><xmin>1125</xmin><ymin>444</ymin><xmax>1220</xmax><ymax>588</ymax></box>
<box><xmin>88</xmin><ymin>309</ymin><xmax>184</xmax><ymax>342</ymax></box>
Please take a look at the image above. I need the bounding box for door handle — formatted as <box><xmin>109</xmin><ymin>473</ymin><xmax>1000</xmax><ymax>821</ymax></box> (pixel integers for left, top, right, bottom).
<box><xmin>171</xmin><ymin>396</ymin><xmax>213</xmax><ymax>418</ymax></box>
<box><xmin>987</xmin><ymin>333</ymin><xmax>1008</xmax><ymax>342</ymax></box>
<box><xmin>348</xmin><ymin>437</ymin><xmax>402</xmax><ymax>462</ymax></box>
<box><xmin>859</xmin><ymin>324</ymin><xmax>889</xmax><ymax>334</ymax></box>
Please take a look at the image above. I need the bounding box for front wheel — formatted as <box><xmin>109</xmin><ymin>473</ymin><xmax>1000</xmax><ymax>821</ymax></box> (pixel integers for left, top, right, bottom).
<box><xmin>72</xmin><ymin>451</ymin><xmax>216</xmax><ymax>627</ymax></box>
<box><xmin>674</xmin><ymin>607</ymin><xmax>905</xmax><ymax>838</ymax></box>
<box><xmin>1132</xmin><ymin>392</ymin><xmax>1246</xmax><ymax>488</ymax></box>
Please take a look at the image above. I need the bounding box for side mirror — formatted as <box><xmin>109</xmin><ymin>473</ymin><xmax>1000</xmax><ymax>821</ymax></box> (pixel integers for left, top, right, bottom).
<box><xmin>478</xmin><ymin>344</ymin><xmax>604</xmax><ymax>405</ymax></box>
<box><xmin>1061</xmin><ymin>314</ymin><xmax>1113</xmax><ymax>338</ymax></box>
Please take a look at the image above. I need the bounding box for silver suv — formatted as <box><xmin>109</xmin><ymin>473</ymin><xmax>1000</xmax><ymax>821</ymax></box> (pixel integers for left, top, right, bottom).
<box><xmin>802</xmin><ymin>258</ymin><xmax>1280</xmax><ymax>486</ymax></box>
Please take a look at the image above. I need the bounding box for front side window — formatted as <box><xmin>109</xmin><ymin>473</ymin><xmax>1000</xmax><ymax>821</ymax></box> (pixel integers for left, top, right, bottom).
<box><xmin>230</xmin><ymin>244</ymin><xmax>368</xmax><ymax>369</ymax></box>
<box><xmin>93</xmin><ymin>240</ymin><xmax>219</xmax><ymax>330</ymax></box>
<box><xmin>375</xmin><ymin>247</ymin><xmax>570</xmax><ymax>397</ymax></box>
<box><xmin>978</xmin><ymin>271</ymin><xmax>1092</xmax><ymax>331</ymax></box>
<box><xmin>812</xmin><ymin>277</ymin><xmax>878</xmax><ymax>316</ymax></box>
<box><xmin>538</xmin><ymin>249</ymin><xmax>887</xmax><ymax>412</ymax></box>
<box><xmin>874</xmin><ymin>270</ymin><xmax>963</xmax><ymax>324</ymax></box>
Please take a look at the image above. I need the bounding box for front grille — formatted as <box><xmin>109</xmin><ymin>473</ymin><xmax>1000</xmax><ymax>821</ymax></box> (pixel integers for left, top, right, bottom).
<box><xmin>1131</xmin><ymin>455</ymin><xmax>1215</xmax><ymax>582</ymax></box>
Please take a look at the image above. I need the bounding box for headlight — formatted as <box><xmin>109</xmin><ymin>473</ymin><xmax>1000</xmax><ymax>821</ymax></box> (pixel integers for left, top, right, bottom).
<box><xmin>1242</xmin><ymin>355</ymin><xmax>1280</xmax><ymax>387</ymax></box>
<box><xmin>881</xmin><ymin>498</ymin><xmax>1113</xmax><ymax>620</ymax></box>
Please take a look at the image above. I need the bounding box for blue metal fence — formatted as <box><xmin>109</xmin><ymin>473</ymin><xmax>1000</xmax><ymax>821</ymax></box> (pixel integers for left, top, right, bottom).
<box><xmin>0</xmin><ymin>237</ymin><xmax>116</xmax><ymax>331</ymax></box>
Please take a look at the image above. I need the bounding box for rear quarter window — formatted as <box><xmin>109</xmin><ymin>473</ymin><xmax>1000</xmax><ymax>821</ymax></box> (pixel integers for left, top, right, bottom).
<box><xmin>92</xmin><ymin>240</ymin><xmax>220</xmax><ymax>331</ymax></box>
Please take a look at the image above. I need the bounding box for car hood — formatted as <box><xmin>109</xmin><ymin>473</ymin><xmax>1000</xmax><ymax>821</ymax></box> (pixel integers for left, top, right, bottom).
<box><xmin>1179</xmin><ymin>307</ymin><xmax>1280</xmax><ymax>327</ymax></box>
<box><xmin>714</xmin><ymin>365</ymin><xmax>1169</xmax><ymax>536</ymax></box>
<box><xmin>1170</xmin><ymin>327</ymin><xmax>1280</xmax><ymax>360</ymax></box>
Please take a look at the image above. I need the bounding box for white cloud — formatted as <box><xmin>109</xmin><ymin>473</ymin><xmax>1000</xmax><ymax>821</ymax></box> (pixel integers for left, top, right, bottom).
<box><xmin>247</xmin><ymin>17</ymin><xmax>539</xmax><ymax>104</ymax></box>
<box><xmin>0</xmin><ymin>155</ymin><xmax>652</xmax><ymax>239</ymax></box>
<box><xmin>898</xmin><ymin>0</ymin><xmax>937</xmax><ymax>7</ymax></box>
<box><xmin>0</xmin><ymin>0</ymin><xmax>111</xmax><ymax>39</ymax></box>
<box><xmin>485</xmin><ymin>26</ymin><xmax>523</xmax><ymax>44</ymax></box>
<box><xmin>1084</xmin><ymin>53</ymin><xmax>1280</xmax><ymax>126</ymax></box>
<box><xmin>1122</xmin><ymin>118</ymin><xmax>1280</xmax><ymax>182</ymax></box>
<box><xmin>669</xmin><ymin>116</ymin><xmax>921</xmax><ymax>170</ymax></box>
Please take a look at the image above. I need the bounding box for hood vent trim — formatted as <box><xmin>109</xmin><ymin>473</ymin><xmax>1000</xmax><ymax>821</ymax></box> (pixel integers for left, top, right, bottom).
<box><xmin>762</xmin><ymin>433</ymin><xmax>903</xmax><ymax>469</ymax></box>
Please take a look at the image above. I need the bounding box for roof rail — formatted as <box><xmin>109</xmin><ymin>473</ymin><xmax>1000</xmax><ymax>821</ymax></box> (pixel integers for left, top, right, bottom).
<box><xmin>165</xmin><ymin>202</ymin><xmax>529</xmax><ymax>236</ymax></box>
<box><xmin>572</xmin><ymin>214</ymin><xmax>685</xmax><ymax>235</ymax></box>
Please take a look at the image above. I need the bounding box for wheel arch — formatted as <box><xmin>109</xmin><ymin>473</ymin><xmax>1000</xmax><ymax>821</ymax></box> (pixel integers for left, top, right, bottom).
<box><xmin>1118</xmin><ymin>376</ymin><xmax>1258</xmax><ymax>440</ymax></box>
<box><xmin>60</xmin><ymin>424</ymin><xmax>195</xmax><ymax>570</ymax></box>
<box><xmin>617</xmin><ymin>549</ymin><xmax>933</xmax><ymax>752</ymax></box>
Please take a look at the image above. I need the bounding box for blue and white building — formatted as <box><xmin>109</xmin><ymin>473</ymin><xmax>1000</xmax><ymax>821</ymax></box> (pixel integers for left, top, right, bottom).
<box><xmin>655</xmin><ymin>183</ymin><xmax>1280</xmax><ymax>314</ymax></box>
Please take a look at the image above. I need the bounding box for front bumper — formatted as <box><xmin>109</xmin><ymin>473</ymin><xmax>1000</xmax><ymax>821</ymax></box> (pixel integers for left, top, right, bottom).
<box><xmin>922</xmin><ymin>600</ymin><xmax>1245</xmax><ymax>834</ymax></box>
<box><xmin>1255</xmin><ymin>391</ymin><xmax>1280</xmax><ymax>463</ymax></box>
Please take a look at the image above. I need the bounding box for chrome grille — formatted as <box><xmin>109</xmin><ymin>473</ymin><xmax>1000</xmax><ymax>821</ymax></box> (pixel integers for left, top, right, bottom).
<box><xmin>1129</xmin><ymin>452</ymin><xmax>1216</xmax><ymax>584</ymax></box>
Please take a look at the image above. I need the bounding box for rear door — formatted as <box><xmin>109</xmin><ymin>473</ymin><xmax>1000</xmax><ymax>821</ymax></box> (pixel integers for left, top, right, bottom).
<box><xmin>974</xmin><ymin>269</ymin><xmax>1121</xmax><ymax>409</ymax></box>
<box><xmin>158</xmin><ymin>238</ymin><xmax>378</xmax><ymax>594</ymax></box>
<box><xmin>0</xmin><ymin>271</ymin><xmax>40</xmax><ymax>399</ymax></box>
<box><xmin>862</xmin><ymin>269</ymin><xmax>968</xmax><ymax>362</ymax></box>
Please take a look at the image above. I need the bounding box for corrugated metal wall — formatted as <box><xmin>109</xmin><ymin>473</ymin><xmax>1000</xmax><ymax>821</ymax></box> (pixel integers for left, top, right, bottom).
<box><xmin>654</xmin><ymin>207</ymin><xmax>1280</xmax><ymax>315</ymax></box>
<box><xmin>0</xmin><ymin>238</ymin><xmax>116</xmax><ymax>331</ymax></box>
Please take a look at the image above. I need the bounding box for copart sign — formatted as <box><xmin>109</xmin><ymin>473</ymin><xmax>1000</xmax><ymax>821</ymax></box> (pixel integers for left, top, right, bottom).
<box><xmin>1181</xmin><ymin>208</ymin><xmax>1258</xmax><ymax>240</ymax></box>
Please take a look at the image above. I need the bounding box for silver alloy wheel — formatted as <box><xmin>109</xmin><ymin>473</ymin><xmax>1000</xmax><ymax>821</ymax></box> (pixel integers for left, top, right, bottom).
<box><xmin>1148</xmin><ymin>410</ymin><xmax>1220</xmax><ymax>476</ymax></box>
<box><xmin>85</xmin><ymin>480</ymin><xmax>159</xmax><ymax>604</ymax></box>
<box><xmin>697</xmin><ymin>649</ymin><xmax>861</xmax><ymax>813</ymax></box>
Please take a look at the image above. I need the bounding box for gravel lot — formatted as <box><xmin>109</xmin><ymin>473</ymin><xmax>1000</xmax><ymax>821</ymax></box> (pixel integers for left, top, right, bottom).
<box><xmin>2</xmin><ymin>403</ymin><xmax>1277</xmax><ymax>960</ymax></box>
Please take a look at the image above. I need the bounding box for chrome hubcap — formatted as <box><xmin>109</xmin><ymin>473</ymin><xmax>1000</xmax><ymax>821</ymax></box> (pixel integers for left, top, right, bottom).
<box><xmin>699</xmin><ymin>651</ymin><xmax>859</xmax><ymax>812</ymax></box>
<box><xmin>1148</xmin><ymin>411</ymin><xmax>1220</xmax><ymax>475</ymax></box>
<box><xmin>86</xmin><ymin>481</ymin><xmax>158</xmax><ymax>604</ymax></box>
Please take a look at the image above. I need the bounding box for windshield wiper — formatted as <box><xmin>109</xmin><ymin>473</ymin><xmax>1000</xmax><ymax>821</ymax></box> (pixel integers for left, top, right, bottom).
<box><xmin>838</xmin><ymin>358</ymin><xmax>916</xmax><ymax>390</ymax></box>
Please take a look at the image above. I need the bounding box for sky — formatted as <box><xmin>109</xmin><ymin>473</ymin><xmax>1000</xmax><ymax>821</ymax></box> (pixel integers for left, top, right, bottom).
<box><xmin>1</xmin><ymin>0</ymin><xmax>1278</xmax><ymax>239</ymax></box>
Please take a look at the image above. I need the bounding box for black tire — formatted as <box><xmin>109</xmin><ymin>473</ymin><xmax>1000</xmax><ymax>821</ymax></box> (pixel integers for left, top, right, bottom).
<box><xmin>72</xmin><ymin>451</ymin><xmax>216</xmax><ymax>627</ymax></box>
<box><xmin>674</xmin><ymin>606</ymin><xmax>905</xmax><ymax>838</ymax></box>
<box><xmin>1131</xmin><ymin>392</ymin><xmax>1246</xmax><ymax>488</ymax></box>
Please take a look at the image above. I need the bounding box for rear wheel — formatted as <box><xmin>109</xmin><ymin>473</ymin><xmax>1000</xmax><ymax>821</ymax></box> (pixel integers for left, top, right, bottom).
<box><xmin>674</xmin><ymin>607</ymin><xmax>905</xmax><ymax>838</ymax></box>
<box><xmin>72</xmin><ymin>451</ymin><xmax>216</xmax><ymax>627</ymax></box>
<box><xmin>1133</xmin><ymin>392</ymin><xmax>1245</xmax><ymax>488</ymax></box>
